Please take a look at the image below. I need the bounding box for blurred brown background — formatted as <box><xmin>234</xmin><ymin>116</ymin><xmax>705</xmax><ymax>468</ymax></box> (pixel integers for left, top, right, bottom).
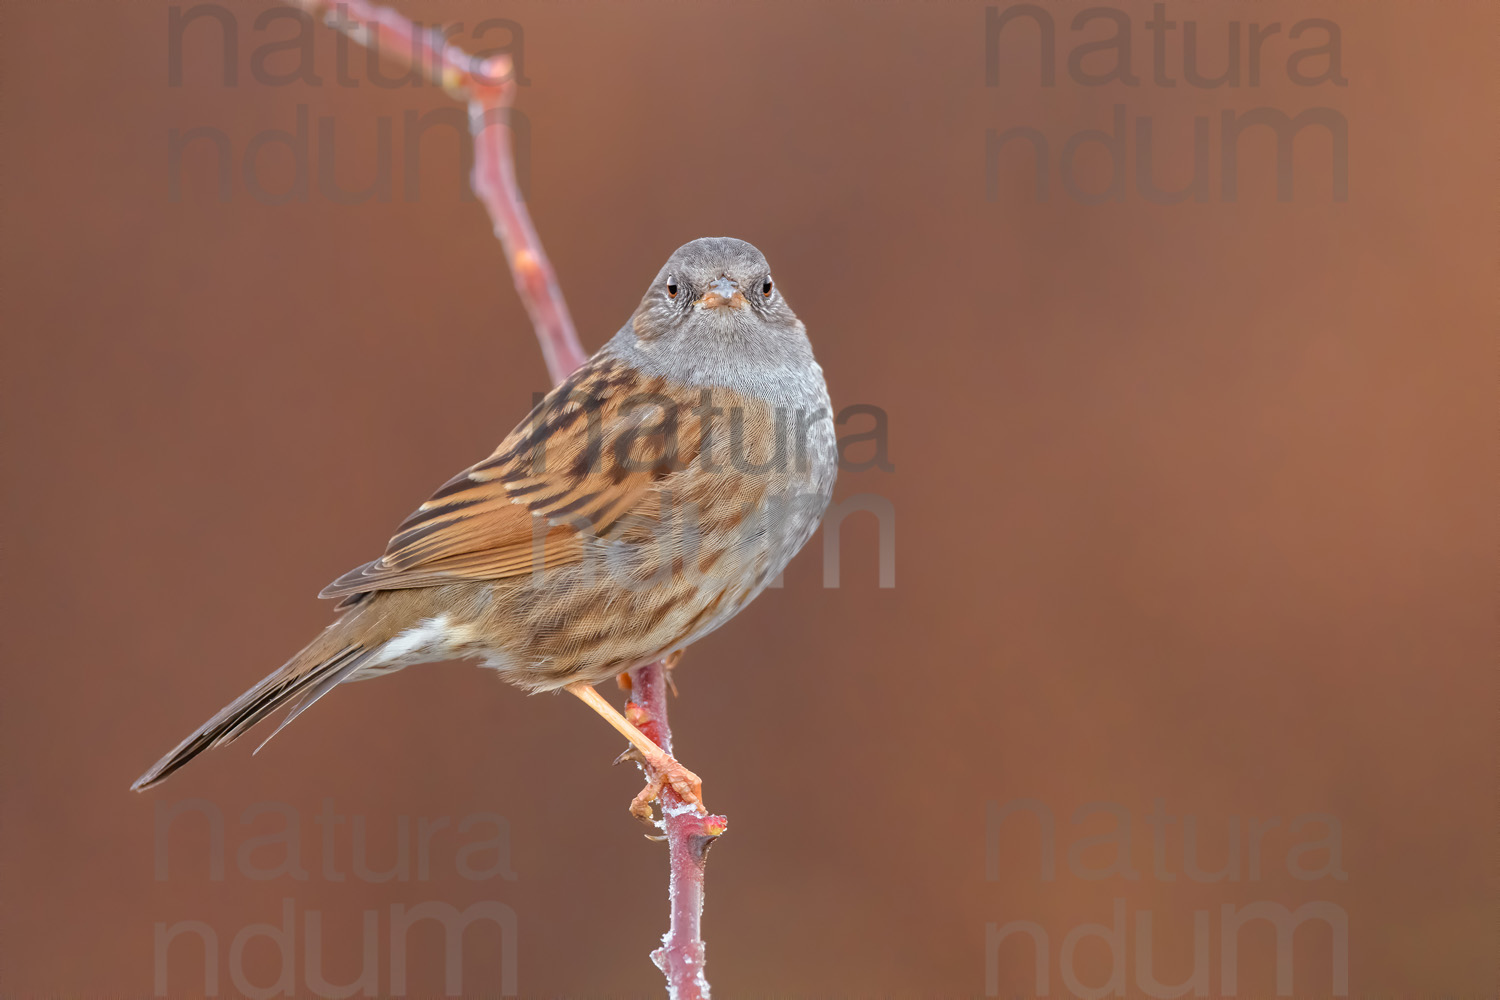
<box><xmin>2</xmin><ymin>1</ymin><xmax>1493</xmax><ymax>995</ymax></box>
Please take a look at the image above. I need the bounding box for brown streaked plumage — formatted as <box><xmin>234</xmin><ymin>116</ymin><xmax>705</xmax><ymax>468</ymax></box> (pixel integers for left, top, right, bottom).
<box><xmin>132</xmin><ymin>237</ymin><xmax>837</xmax><ymax>815</ymax></box>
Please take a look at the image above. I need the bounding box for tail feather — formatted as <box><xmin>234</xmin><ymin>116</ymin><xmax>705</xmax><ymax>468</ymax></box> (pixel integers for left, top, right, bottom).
<box><xmin>130</xmin><ymin>643</ymin><xmax>370</xmax><ymax>791</ymax></box>
<box><xmin>251</xmin><ymin>649</ymin><xmax>374</xmax><ymax>754</ymax></box>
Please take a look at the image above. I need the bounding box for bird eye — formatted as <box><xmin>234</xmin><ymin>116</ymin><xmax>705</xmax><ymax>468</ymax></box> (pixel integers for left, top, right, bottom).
<box><xmin>762</xmin><ymin>277</ymin><xmax>773</xmax><ymax>297</ymax></box>
<box><xmin>666</xmin><ymin>277</ymin><xmax>678</xmax><ymax>299</ymax></box>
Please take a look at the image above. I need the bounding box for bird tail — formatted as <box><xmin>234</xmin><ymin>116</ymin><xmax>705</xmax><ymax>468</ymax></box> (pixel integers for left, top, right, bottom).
<box><xmin>130</xmin><ymin>624</ymin><xmax>380</xmax><ymax>792</ymax></box>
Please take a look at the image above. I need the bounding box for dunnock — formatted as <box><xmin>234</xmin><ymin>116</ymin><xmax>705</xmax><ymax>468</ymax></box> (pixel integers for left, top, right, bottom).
<box><xmin>132</xmin><ymin>237</ymin><xmax>836</xmax><ymax>816</ymax></box>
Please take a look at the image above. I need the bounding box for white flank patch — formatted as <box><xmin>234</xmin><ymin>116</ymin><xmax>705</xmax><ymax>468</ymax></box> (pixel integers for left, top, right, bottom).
<box><xmin>479</xmin><ymin>651</ymin><xmax>514</xmax><ymax>673</ymax></box>
<box><xmin>370</xmin><ymin>614</ymin><xmax>451</xmax><ymax>667</ymax></box>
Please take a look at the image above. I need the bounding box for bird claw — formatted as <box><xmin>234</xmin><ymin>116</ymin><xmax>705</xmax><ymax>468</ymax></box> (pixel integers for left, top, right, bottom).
<box><xmin>662</xmin><ymin>650</ymin><xmax>682</xmax><ymax>697</ymax></box>
<box><xmin>628</xmin><ymin>751</ymin><xmax>703</xmax><ymax>824</ymax></box>
<box><xmin>629</xmin><ymin>779</ymin><xmax>662</xmax><ymax>823</ymax></box>
<box><xmin>613</xmin><ymin>746</ymin><xmax>646</xmax><ymax>767</ymax></box>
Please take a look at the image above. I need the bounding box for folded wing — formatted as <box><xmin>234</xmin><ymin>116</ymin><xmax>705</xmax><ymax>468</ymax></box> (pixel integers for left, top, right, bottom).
<box><xmin>320</xmin><ymin>357</ymin><xmax>705</xmax><ymax>600</ymax></box>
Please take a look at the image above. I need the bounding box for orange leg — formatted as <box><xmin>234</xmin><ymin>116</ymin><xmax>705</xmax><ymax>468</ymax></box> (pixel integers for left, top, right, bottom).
<box><xmin>565</xmin><ymin>681</ymin><xmax>703</xmax><ymax>820</ymax></box>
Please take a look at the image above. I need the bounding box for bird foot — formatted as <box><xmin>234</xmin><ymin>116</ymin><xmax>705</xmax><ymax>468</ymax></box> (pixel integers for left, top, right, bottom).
<box><xmin>628</xmin><ymin>748</ymin><xmax>703</xmax><ymax>823</ymax></box>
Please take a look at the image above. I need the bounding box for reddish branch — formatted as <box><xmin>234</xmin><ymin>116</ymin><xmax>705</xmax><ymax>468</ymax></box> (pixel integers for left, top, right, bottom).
<box><xmin>287</xmin><ymin>2</ymin><xmax>726</xmax><ymax>996</ymax></box>
<box><xmin>627</xmin><ymin>662</ymin><xmax>729</xmax><ymax>994</ymax></box>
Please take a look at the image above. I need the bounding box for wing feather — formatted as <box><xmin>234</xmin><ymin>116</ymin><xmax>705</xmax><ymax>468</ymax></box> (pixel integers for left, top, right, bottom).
<box><xmin>320</xmin><ymin>357</ymin><xmax>704</xmax><ymax>599</ymax></box>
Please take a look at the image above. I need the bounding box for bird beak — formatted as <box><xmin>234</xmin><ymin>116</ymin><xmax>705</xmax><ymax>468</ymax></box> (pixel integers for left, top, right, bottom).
<box><xmin>697</xmin><ymin>276</ymin><xmax>746</xmax><ymax>310</ymax></box>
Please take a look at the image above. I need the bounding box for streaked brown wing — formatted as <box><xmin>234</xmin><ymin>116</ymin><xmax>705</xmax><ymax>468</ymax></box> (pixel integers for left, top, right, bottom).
<box><xmin>320</xmin><ymin>356</ymin><xmax>704</xmax><ymax>600</ymax></box>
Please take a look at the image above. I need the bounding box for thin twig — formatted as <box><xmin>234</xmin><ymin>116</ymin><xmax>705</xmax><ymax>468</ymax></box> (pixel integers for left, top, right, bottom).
<box><xmin>285</xmin><ymin>3</ymin><xmax>724</xmax><ymax>995</ymax></box>
<box><xmin>294</xmin><ymin>0</ymin><xmax>586</xmax><ymax>376</ymax></box>
<box><xmin>627</xmin><ymin>662</ymin><xmax>728</xmax><ymax>999</ymax></box>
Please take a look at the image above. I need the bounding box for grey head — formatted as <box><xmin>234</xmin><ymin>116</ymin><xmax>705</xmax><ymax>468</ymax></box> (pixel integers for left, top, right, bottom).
<box><xmin>604</xmin><ymin>237</ymin><xmax>824</xmax><ymax>403</ymax></box>
<box><xmin>617</xmin><ymin>236</ymin><xmax>807</xmax><ymax>364</ymax></box>
<box><xmin>633</xmin><ymin>236</ymin><xmax>793</xmax><ymax>333</ymax></box>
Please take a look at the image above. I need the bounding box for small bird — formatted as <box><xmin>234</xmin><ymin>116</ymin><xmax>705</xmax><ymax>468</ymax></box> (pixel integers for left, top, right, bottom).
<box><xmin>132</xmin><ymin>237</ymin><xmax>837</xmax><ymax>816</ymax></box>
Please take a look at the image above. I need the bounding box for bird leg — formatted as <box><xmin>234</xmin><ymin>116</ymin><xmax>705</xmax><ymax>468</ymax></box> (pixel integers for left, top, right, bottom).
<box><xmin>565</xmin><ymin>681</ymin><xmax>703</xmax><ymax>820</ymax></box>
